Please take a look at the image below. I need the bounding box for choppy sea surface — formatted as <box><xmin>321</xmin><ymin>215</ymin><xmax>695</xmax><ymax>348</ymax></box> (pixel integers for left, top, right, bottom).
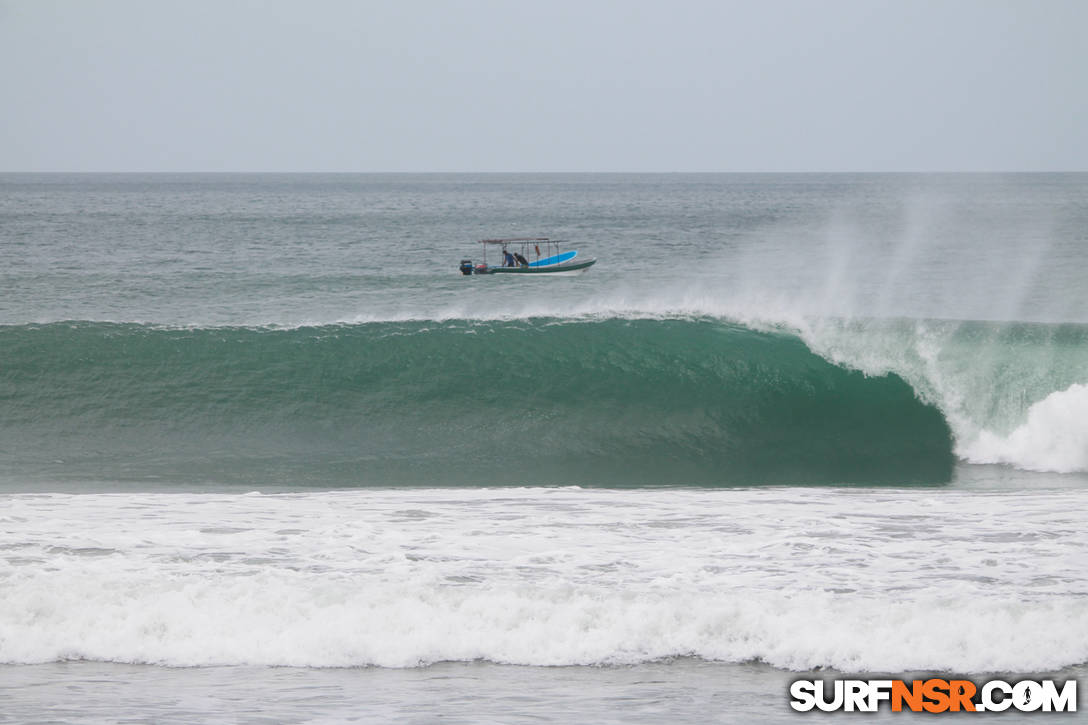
<box><xmin>1</xmin><ymin>173</ymin><xmax>1086</xmax><ymax>722</ymax></box>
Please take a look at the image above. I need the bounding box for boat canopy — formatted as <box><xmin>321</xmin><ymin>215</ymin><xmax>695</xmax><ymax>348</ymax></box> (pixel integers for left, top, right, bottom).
<box><xmin>479</xmin><ymin>237</ymin><xmax>558</xmax><ymax>244</ymax></box>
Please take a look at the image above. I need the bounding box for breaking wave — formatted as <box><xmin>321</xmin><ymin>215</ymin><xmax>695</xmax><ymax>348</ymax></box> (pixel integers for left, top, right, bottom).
<box><xmin>1</xmin><ymin>318</ymin><xmax>952</xmax><ymax>486</ymax></box>
<box><xmin>2</xmin><ymin>315</ymin><xmax>1085</xmax><ymax>485</ymax></box>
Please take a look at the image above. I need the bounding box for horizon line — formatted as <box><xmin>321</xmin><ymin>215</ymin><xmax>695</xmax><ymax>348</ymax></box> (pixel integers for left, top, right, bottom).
<box><xmin>3</xmin><ymin>169</ymin><xmax>1086</xmax><ymax>175</ymax></box>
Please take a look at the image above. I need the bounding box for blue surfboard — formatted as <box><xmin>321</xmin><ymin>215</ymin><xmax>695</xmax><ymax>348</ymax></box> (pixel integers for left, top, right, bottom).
<box><xmin>529</xmin><ymin>250</ymin><xmax>577</xmax><ymax>267</ymax></box>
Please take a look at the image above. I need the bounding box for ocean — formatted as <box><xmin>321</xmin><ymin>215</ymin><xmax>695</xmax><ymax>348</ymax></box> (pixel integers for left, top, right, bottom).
<box><xmin>1</xmin><ymin>173</ymin><xmax>1086</xmax><ymax>722</ymax></box>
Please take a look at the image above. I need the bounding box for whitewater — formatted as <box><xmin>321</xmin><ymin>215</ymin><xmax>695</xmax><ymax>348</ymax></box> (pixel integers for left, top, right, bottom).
<box><xmin>4</xmin><ymin>487</ymin><xmax>1087</xmax><ymax>672</ymax></box>
<box><xmin>1</xmin><ymin>173</ymin><xmax>1086</xmax><ymax>723</ymax></box>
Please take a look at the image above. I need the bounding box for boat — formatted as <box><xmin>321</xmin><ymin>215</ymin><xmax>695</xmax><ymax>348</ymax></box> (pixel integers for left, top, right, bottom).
<box><xmin>459</xmin><ymin>238</ymin><xmax>596</xmax><ymax>275</ymax></box>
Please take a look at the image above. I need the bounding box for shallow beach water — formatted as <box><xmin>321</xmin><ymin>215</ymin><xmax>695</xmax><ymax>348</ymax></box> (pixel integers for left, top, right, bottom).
<box><xmin>7</xmin><ymin>660</ymin><xmax>1085</xmax><ymax>724</ymax></box>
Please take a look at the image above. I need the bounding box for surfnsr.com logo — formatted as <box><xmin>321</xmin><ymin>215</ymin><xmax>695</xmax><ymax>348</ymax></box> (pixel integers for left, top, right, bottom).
<box><xmin>789</xmin><ymin>678</ymin><xmax>1077</xmax><ymax>713</ymax></box>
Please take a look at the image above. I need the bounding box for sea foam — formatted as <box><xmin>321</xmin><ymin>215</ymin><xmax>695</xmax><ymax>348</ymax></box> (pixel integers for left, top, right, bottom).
<box><xmin>2</xmin><ymin>489</ymin><xmax>1086</xmax><ymax>672</ymax></box>
<box><xmin>962</xmin><ymin>383</ymin><xmax>1088</xmax><ymax>473</ymax></box>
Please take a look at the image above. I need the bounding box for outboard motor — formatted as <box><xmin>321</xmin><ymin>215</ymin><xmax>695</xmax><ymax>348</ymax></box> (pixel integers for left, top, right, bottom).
<box><xmin>459</xmin><ymin>259</ymin><xmax>473</xmax><ymax>276</ymax></box>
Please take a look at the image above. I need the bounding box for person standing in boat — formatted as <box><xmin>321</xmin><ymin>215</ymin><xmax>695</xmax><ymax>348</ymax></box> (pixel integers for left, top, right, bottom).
<box><xmin>503</xmin><ymin>249</ymin><xmax>516</xmax><ymax>267</ymax></box>
<box><xmin>514</xmin><ymin>251</ymin><xmax>529</xmax><ymax>267</ymax></box>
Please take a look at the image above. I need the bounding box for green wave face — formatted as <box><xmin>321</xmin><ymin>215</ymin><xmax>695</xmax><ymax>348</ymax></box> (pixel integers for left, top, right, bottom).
<box><xmin>0</xmin><ymin>319</ymin><xmax>954</xmax><ymax>486</ymax></box>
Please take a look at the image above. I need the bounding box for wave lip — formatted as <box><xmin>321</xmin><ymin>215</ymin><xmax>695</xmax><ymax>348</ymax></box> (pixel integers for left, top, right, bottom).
<box><xmin>797</xmin><ymin>318</ymin><xmax>1088</xmax><ymax>476</ymax></box>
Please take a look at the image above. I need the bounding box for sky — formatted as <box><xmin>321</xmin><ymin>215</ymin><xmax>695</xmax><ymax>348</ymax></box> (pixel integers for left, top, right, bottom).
<box><xmin>1</xmin><ymin>0</ymin><xmax>1085</xmax><ymax>172</ymax></box>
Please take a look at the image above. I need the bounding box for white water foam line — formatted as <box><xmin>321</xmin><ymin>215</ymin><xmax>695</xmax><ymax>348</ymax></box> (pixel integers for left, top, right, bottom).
<box><xmin>1</xmin><ymin>488</ymin><xmax>1086</xmax><ymax>672</ymax></box>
